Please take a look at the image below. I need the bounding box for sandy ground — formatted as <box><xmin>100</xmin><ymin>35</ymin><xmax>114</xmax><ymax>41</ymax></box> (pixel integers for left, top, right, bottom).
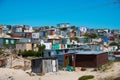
<box><xmin>0</xmin><ymin>62</ymin><xmax>120</xmax><ymax>80</ymax></box>
<box><xmin>40</xmin><ymin>62</ymin><xmax>120</xmax><ymax>80</ymax></box>
<box><xmin>0</xmin><ymin>54</ymin><xmax>120</xmax><ymax>80</ymax></box>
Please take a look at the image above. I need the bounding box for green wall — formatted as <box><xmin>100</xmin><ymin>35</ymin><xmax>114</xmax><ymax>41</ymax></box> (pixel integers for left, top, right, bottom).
<box><xmin>52</xmin><ymin>43</ymin><xmax>60</xmax><ymax>50</ymax></box>
<box><xmin>3</xmin><ymin>38</ymin><xmax>18</xmax><ymax>47</ymax></box>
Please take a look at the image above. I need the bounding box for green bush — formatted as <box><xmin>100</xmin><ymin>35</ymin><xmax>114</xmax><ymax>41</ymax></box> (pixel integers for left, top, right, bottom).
<box><xmin>21</xmin><ymin>44</ymin><xmax>46</xmax><ymax>57</ymax></box>
<box><xmin>78</xmin><ymin>75</ymin><xmax>94</xmax><ymax>80</ymax></box>
<box><xmin>59</xmin><ymin>27</ymin><xmax>67</xmax><ymax>31</ymax></box>
<box><xmin>58</xmin><ymin>65</ymin><xmax>64</xmax><ymax>70</ymax></box>
<box><xmin>22</xmin><ymin>50</ymin><xmax>37</xmax><ymax>57</ymax></box>
<box><xmin>109</xmin><ymin>42</ymin><xmax>118</xmax><ymax>46</ymax></box>
<box><xmin>37</xmin><ymin>44</ymin><xmax>46</xmax><ymax>57</ymax></box>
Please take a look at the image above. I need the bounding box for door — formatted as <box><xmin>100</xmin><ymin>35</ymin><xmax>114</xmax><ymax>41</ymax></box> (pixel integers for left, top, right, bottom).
<box><xmin>64</xmin><ymin>54</ymin><xmax>75</xmax><ymax>67</ymax></box>
<box><xmin>52</xmin><ymin>60</ymin><xmax>56</xmax><ymax>72</ymax></box>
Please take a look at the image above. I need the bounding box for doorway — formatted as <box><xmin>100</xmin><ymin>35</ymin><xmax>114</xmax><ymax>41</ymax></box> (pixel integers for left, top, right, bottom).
<box><xmin>64</xmin><ymin>54</ymin><xmax>75</xmax><ymax>68</ymax></box>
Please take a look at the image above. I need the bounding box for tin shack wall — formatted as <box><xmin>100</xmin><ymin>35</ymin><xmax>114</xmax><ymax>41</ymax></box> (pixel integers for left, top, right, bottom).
<box><xmin>96</xmin><ymin>52</ymin><xmax>108</xmax><ymax>66</ymax></box>
<box><xmin>75</xmin><ymin>54</ymin><xmax>97</xmax><ymax>67</ymax></box>
<box><xmin>31</xmin><ymin>58</ymin><xmax>58</xmax><ymax>73</ymax></box>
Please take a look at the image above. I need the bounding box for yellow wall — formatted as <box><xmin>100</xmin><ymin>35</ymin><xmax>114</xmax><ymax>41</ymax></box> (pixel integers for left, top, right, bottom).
<box><xmin>16</xmin><ymin>43</ymin><xmax>32</xmax><ymax>51</ymax></box>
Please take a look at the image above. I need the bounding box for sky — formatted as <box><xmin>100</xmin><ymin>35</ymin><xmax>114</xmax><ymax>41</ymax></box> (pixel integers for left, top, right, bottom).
<box><xmin>0</xmin><ymin>0</ymin><xmax>120</xmax><ymax>29</ymax></box>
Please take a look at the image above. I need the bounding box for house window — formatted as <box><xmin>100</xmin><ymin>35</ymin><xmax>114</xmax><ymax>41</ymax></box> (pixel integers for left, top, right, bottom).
<box><xmin>6</xmin><ymin>40</ymin><xmax>9</xmax><ymax>44</ymax></box>
<box><xmin>11</xmin><ymin>40</ymin><xmax>14</xmax><ymax>44</ymax></box>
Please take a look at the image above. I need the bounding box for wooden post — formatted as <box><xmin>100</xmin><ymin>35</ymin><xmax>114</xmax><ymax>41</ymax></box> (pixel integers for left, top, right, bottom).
<box><xmin>24</xmin><ymin>59</ymin><xmax>26</xmax><ymax>71</ymax></box>
<box><xmin>72</xmin><ymin>54</ymin><xmax>75</xmax><ymax>68</ymax></box>
<box><xmin>64</xmin><ymin>55</ymin><xmax>66</xmax><ymax>67</ymax></box>
<box><xmin>10</xmin><ymin>54</ymin><xmax>13</xmax><ymax>68</ymax></box>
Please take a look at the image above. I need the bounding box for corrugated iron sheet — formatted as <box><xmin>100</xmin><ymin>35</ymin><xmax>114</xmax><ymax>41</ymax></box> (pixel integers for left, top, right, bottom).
<box><xmin>31</xmin><ymin>58</ymin><xmax>58</xmax><ymax>73</ymax></box>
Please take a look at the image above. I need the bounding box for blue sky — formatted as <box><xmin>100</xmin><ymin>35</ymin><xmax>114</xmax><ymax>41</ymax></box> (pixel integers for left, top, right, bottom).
<box><xmin>0</xmin><ymin>0</ymin><xmax>120</xmax><ymax>29</ymax></box>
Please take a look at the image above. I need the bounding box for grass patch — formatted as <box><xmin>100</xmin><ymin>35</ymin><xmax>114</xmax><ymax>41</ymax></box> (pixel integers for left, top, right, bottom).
<box><xmin>78</xmin><ymin>75</ymin><xmax>94</xmax><ymax>80</ymax></box>
<box><xmin>58</xmin><ymin>65</ymin><xmax>64</xmax><ymax>70</ymax></box>
<box><xmin>113</xmin><ymin>60</ymin><xmax>120</xmax><ymax>62</ymax></box>
<box><xmin>97</xmin><ymin>61</ymin><xmax>114</xmax><ymax>71</ymax></box>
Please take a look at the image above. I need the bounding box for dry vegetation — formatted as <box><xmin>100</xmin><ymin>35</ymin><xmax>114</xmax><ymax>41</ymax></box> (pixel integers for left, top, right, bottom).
<box><xmin>0</xmin><ymin>48</ymin><xmax>120</xmax><ymax>80</ymax></box>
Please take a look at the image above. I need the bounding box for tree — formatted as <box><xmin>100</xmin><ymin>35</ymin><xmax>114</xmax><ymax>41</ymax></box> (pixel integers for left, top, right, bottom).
<box><xmin>21</xmin><ymin>50</ymin><xmax>37</xmax><ymax>57</ymax></box>
<box><xmin>83</xmin><ymin>33</ymin><xmax>98</xmax><ymax>43</ymax></box>
<box><xmin>51</xmin><ymin>26</ymin><xmax>54</xmax><ymax>28</ymax></box>
<box><xmin>34</xmin><ymin>29</ymin><xmax>40</xmax><ymax>32</ymax></box>
<box><xmin>44</xmin><ymin>26</ymin><xmax>49</xmax><ymax>29</ymax></box>
<box><xmin>111</xmin><ymin>30</ymin><xmax>114</xmax><ymax>34</ymax></box>
<box><xmin>83</xmin><ymin>33</ymin><xmax>89</xmax><ymax>38</ymax></box>
<box><xmin>70</xmin><ymin>26</ymin><xmax>76</xmax><ymax>30</ymax></box>
<box><xmin>89</xmin><ymin>33</ymin><xmax>98</xmax><ymax>38</ymax></box>
<box><xmin>109</xmin><ymin>42</ymin><xmax>118</xmax><ymax>46</ymax></box>
<box><xmin>70</xmin><ymin>37</ymin><xmax>79</xmax><ymax>42</ymax></box>
<box><xmin>59</xmin><ymin>27</ymin><xmax>67</xmax><ymax>31</ymax></box>
<box><xmin>37</xmin><ymin>44</ymin><xmax>46</xmax><ymax>57</ymax></box>
<box><xmin>83</xmin><ymin>33</ymin><xmax>97</xmax><ymax>39</ymax></box>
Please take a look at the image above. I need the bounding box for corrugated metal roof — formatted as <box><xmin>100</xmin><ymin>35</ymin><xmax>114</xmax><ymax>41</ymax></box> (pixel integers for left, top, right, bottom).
<box><xmin>66</xmin><ymin>51</ymin><xmax>105</xmax><ymax>55</ymax></box>
<box><xmin>76</xmin><ymin>51</ymin><xmax>105</xmax><ymax>55</ymax></box>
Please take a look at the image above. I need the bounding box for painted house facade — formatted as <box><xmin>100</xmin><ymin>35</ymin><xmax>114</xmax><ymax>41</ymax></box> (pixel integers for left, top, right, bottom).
<box><xmin>16</xmin><ymin>42</ymin><xmax>39</xmax><ymax>51</ymax></box>
<box><xmin>0</xmin><ymin>38</ymin><xmax>20</xmax><ymax>47</ymax></box>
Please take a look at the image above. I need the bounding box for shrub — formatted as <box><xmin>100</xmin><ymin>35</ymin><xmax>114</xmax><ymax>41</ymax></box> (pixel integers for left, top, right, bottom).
<box><xmin>78</xmin><ymin>75</ymin><xmax>94</xmax><ymax>80</ymax></box>
<box><xmin>70</xmin><ymin>37</ymin><xmax>79</xmax><ymax>42</ymax></box>
<box><xmin>58</xmin><ymin>65</ymin><xmax>64</xmax><ymax>70</ymax></box>
<box><xmin>109</xmin><ymin>42</ymin><xmax>118</xmax><ymax>46</ymax></box>
<box><xmin>21</xmin><ymin>50</ymin><xmax>37</xmax><ymax>57</ymax></box>
<box><xmin>37</xmin><ymin>44</ymin><xmax>46</xmax><ymax>57</ymax></box>
<box><xmin>59</xmin><ymin>27</ymin><xmax>67</xmax><ymax>31</ymax></box>
<box><xmin>97</xmin><ymin>61</ymin><xmax>113</xmax><ymax>71</ymax></box>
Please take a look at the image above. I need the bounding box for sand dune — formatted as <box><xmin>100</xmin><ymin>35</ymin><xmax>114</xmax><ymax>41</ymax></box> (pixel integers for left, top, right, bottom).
<box><xmin>0</xmin><ymin>62</ymin><xmax>120</xmax><ymax>80</ymax></box>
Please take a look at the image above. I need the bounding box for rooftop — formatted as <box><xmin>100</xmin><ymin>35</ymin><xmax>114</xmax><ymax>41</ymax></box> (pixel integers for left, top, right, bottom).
<box><xmin>66</xmin><ymin>51</ymin><xmax>106</xmax><ymax>55</ymax></box>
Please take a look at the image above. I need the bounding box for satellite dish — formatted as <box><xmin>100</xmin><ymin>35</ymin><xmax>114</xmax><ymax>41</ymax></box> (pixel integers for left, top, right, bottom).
<box><xmin>80</xmin><ymin>27</ymin><xmax>87</xmax><ymax>33</ymax></box>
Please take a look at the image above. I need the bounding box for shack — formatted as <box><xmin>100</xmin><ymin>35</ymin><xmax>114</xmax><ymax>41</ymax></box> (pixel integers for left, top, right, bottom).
<box><xmin>64</xmin><ymin>51</ymin><xmax>108</xmax><ymax>68</ymax></box>
<box><xmin>31</xmin><ymin>58</ymin><xmax>58</xmax><ymax>74</ymax></box>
